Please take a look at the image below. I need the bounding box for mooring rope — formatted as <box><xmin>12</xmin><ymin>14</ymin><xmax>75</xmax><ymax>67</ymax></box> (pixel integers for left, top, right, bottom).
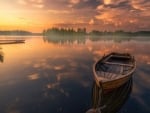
<box><xmin>86</xmin><ymin>82</ymin><xmax>105</xmax><ymax>113</ymax></box>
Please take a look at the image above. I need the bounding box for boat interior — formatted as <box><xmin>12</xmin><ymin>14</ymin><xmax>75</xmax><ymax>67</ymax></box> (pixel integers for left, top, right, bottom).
<box><xmin>95</xmin><ymin>54</ymin><xmax>135</xmax><ymax>79</ymax></box>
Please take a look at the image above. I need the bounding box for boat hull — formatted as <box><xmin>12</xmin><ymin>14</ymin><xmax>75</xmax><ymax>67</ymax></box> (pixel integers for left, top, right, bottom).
<box><xmin>101</xmin><ymin>74</ymin><xmax>132</xmax><ymax>90</ymax></box>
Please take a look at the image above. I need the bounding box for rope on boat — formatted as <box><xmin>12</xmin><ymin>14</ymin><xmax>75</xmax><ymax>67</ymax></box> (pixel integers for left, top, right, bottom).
<box><xmin>86</xmin><ymin>82</ymin><xmax>106</xmax><ymax>113</ymax></box>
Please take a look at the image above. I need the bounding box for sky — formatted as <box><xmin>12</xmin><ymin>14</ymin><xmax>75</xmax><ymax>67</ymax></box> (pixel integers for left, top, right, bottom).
<box><xmin>0</xmin><ymin>0</ymin><xmax>150</xmax><ymax>32</ymax></box>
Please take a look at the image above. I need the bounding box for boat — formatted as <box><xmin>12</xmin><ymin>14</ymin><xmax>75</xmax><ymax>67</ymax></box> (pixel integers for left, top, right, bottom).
<box><xmin>93</xmin><ymin>52</ymin><xmax>136</xmax><ymax>90</ymax></box>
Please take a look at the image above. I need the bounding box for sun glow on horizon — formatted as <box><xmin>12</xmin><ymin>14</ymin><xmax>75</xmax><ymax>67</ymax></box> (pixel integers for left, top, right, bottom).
<box><xmin>0</xmin><ymin>1</ymin><xmax>54</xmax><ymax>32</ymax></box>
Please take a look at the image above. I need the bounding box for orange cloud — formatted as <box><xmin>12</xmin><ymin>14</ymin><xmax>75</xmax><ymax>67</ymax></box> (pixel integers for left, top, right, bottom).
<box><xmin>18</xmin><ymin>0</ymin><xmax>44</xmax><ymax>8</ymax></box>
<box><xmin>89</xmin><ymin>19</ymin><xmax>94</xmax><ymax>25</ymax></box>
<box><xmin>47</xmin><ymin>9</ymin><xmax>71</xmax><ymax>14</ymax></box>
<box><xmin>18</xmin><ymin>0</ymin><xmax>27</xmax><ymax>5</ymax></box>
<box><xmin>95</xmin><ymin>0</ymin><xmax>150</xmax><ymax>31</ymax></box>
<box><xmin>70</xmin><ymin>0</ymin><xmax>80</xmax><ymax>4</ymax></box>
<box><xmin>131</xmin><ymin>0</ymin><xmax>150</xmax><ymax>11</ymax></box>
<box><xmin>103</xmin><ymin>0</ymin><xmax>112</xmax><ymax>5</ymax></box>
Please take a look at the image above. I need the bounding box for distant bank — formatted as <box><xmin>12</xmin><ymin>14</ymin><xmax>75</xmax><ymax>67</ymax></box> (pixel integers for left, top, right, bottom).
<box><xmin>0</xmin><ymin>29</ymin><xmax>150</xmax><ymax>36</ymax></box>
<box><xmin>0</xmin><ymin>30</ymin><xmax>41</xmax><ymax>36</ymax></box>
<box><xmin>43</xmin><ymin>28</ymin><xmax>150</xmax><ymax>36</ymax></box>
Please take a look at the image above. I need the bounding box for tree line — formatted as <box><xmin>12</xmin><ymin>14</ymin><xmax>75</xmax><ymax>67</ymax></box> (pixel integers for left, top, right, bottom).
<box><xmin>43</xmin><ymin>27</ymin><xmax>87</xmax><ymax>36</ymax></box>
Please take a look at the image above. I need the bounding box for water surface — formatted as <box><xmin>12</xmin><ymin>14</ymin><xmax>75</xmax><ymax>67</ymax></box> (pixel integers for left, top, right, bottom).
<box><xmin>0</xmin><ymin>35</ymin><xmax>150</xmax><ymax>113</ymax></box>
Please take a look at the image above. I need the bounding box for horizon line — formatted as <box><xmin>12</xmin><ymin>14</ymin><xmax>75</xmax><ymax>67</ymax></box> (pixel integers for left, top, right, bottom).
<box><xmin>0</xmin><ymin>29</ymin><xmax>150</xmax><ymax>34</ymax></box>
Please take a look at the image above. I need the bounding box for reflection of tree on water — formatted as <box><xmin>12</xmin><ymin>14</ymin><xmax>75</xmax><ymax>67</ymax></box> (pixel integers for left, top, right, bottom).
<box><xmin>0</xmin><ymin>48</ymin><xmax>4</xmax><ymax>63</ymax></box>
<box><xmin>43</xmin><ymin>35</ymin><xmax>86</xmax><ymax>45</ymax></box>
<box><xmin>43</xmin><ymin>34</ymin><xmax>150</xmax><ymax>45</ymax></box>
<box><xmin>87</xmin><ymin>78</ymin><xmax>132</xmax><ymax>113</ymax></box>
<box><xmin>89</xmin><ymin>35</ymin><xmax>150</xmax><ymax>43</ymax></box>
<box><xmin>89</xmin><ymin>35</ymin><xmax>132</xmax><ymax>43</ymax></box>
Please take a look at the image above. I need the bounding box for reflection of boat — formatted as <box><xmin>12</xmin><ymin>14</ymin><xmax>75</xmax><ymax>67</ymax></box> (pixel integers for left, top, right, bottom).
<box><xmin>93</xmin><ymin>52</ymin><xmax>136</xmax><ymax>90</ymax></box>
<box><xmin>0</xmin><ymin>39</ymin><xmax>25</xmax><ymax>44</ymax></box>
<box><xmin>87</xmin><ymin>78</ymin><xmax>132</xmax><ymax>113</ymax></box>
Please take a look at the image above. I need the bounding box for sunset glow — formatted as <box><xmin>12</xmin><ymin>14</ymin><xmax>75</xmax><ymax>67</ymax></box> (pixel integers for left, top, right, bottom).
<box><xmin>0</xmin><ymin>0</ymin><xmax>150</xmax><ymax>32</ymax></box>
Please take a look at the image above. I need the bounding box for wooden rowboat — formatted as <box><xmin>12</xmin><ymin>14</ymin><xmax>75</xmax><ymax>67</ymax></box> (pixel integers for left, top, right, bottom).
<box><xmin>93</xmin><ymin>52</ymin><xmax>136</xmax><ymax>90</ymax></box>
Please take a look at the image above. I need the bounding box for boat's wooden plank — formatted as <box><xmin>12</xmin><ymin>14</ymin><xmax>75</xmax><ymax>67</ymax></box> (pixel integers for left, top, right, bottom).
<box><xmin>103</xmin><ymin>55</ymin><xmax>112</xmax><ymax>62</ymax></box>
<box><xmin>110</xmin><ymin>73</ymin><xmax>118</xmax><ymax>79</ymax></box>
<box><xmin>97</xmin><ymin>71</ymin><xmax>104</xmax><ymax>77</ymax></box>
<box><xmin>102</xmin><ymin>75</ymin><xmax>131</xmax><ymax>90</ymax></box>
<box><xmin>107</xmin><ymin>72</ymin><xmax>112</xmax><ymax>79</ymax></box>
<box><xmin>97</xmin><ymin>71</ymin><xmax>119</xmax><ymax>80</ymax></box>
<box><xmin>115</xmin><ymin>65</ymin><xmax>123</xmax><ymax>74</ymax></box>
<box><xmin>103</xmin><ymin>54</ymin><xmax>131</xmax><ymax>62</ymax></box>
<box><xmin>111</xmin><ymin>55</ymin><xmax>131</xmax><ymax>59</ymax></box>
<box><xmin>104</xmin><ymin>62</ymin><xmax>133</xmax><ymax>67</ymax></box>
<box><xmin>108</xmin><ymin>72</ymin><xmax>116</xmax><ymax>79</ymax></box>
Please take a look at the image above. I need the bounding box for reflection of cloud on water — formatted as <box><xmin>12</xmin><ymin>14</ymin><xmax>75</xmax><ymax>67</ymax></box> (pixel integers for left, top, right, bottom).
<box><xmin>68</xmin><ymin>60</ymin><xmax>78</xmax><ymax>67</ymax></box>
<box><xmin>56</xmin><ymin>71</ymin><xmax>92</xmax><ymax>89</ymax></box>
<box><xmin>33</xmin><ymin>62</ymin><xmax>52</xmax><ymax>69</ymax></box>
<box><xmin>5</xmin><ymin>99</ymin><xmax>21</xmax><ymax>113</ymax></box>
<box><xmin>131</xmin><ymin>65</ymin><xmax>150</xmax><ymax>112</ymax></box>
<box><xmin>131</xmin><ymin>95</ymin><xmax>150</xmax><ymax>112</ymax></box>
<box><xmin>47</xmin><ymin>83</ymin><xmax>59</xmax><ymax>89</ymax></box>
<box><xmin>28</xmin><ymin>73</ymin><xmax>40</xmax><ymax>80</ymax></box>
<box><xmin>133</xmin><ymin>65</ymin><xmax>150</xmax><ymax>97</ymax></box>
<box><xmin>134</xmin><ymin>66</ymin><xmax>150</xmax><ymax>91</ymax></box>
<box><xmin>54</xmin><ymin>65</ymin><xmax>65</xmax><ymax>70</ymax></box>
<box><xmin>33</xmin><ymin>63</ymin><xmax>41</xmax><ymax>68</ymax></box>
<box><xmin>20</xmin><ymin>49</ymin><xmax>93</xmax><ymax>106</ymax></box>
<box><xmin>87</xmin><ymin>46</ymin><xmax>92</xmax><ymax>52</ymax></box>
<box><xmin>88</xmin><ymin>40</ymin><xmax>150</xmax><ymax>66</ymax></box>
<box><xmin>24</xmin><ymin>60</ymin><xmax>32</xmax><ymax>65</ymax></box>
<box><xmin>136</xmin><ymin>55</ymin><xmax>150</xmax><ymax>64</ymax></box>
<box><xmin>46</xmin><ymin>82</ymin><xmax>70</xmax><ymax>97</ymax></box>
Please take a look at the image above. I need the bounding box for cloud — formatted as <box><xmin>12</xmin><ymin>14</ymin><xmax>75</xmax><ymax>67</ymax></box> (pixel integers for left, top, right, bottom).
<box><xmin>89</xmin><ymin>19</ymin><xmax>94</xmax><ymax>25</ymax></box>
<box><xmin>18</xmin><ymin>0</ymin><xmax>44</xmax><ymax>8</ymax></box>
<box><xmin>28</xmin><ymin>73</ymin><xmax>40</xmax><ymax>80</ymax></box>
<box><xmin>103</xmin><ymin>0</ymin><xmax>111</xmax><ymax>5</ymax></box>
<box><xmin>18</xmin><ymin>0</ymin><xmax>27</xmax><ymax>5</ymax></box>
<box><xmin>95</xmin><ymin>0</ymin><xmax>150</xmax><ymax>31</ymax></box>
<box><xmin>32</xmin><ymin>4</ymin><xmax>44</xmax><ymax>8</ymax></box>
<box><xmin>70</xmin><ymin>0</ymin><xmax>101</xmax><ymax>9</ymax></box>
<box><xmin>47</xmin><ymin>9</ymin><xmax>71</xmax><ymax>14</ymax></box>
<box><xmin>14</xmin><ymin>0</ymin><xmax>150</xmax><ymax>31</ymax></box>
<box><xmin>70</xmin><ymin>0</ymin><xmax>81</xmax><ymax>4</ymax></box>
<box><xmin>36</xmin><ymin>0</ymin><xmax>43</xmax><ymax>3</ymax></box>
<box><xmin>131</xmin><ymin>0</ymin><xmax>150</xmax><ymax>11</ymax></box>
<box><xmin>103</xmin><ymin>0</ymin><xmax>128</xmax><ymax>5</ymax></box>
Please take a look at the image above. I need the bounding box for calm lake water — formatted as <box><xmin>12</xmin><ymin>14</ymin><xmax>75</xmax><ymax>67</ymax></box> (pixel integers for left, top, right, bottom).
<box><xmin>0</xmin><ymin>35</ymin><xmax>150</xmax><ymax>113</ymax></box>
